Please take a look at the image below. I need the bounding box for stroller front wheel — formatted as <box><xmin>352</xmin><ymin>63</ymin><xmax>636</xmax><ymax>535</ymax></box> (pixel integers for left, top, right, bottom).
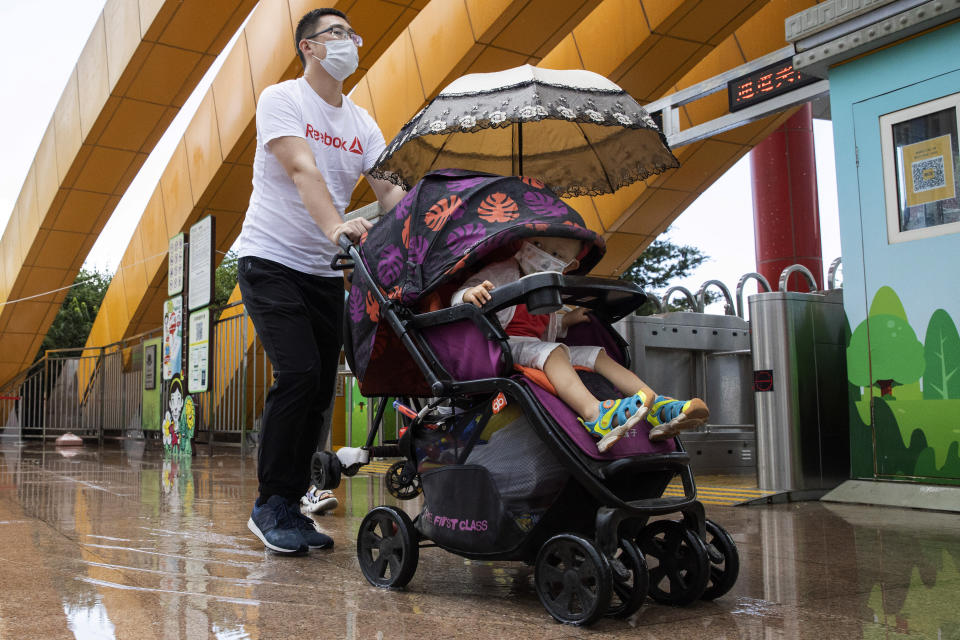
<box><xmin>385</xmin><ymin>460</ymin><xmax>422</xmax><ymax>500</ymax></box>
<box><xmin>636</xmin><ymin>520</ymin><xmax>710</xmax><ymax>605</ymax></box>
<box><xmin>356</xmin><ymin>506</ymin><xmax>419</xmax><ymax>589</ymax></box>
<box><xmin>605</xmin><ymin>538</ymin><xmax>648</xmax><ymax>618</ymax></box>
<box><xmin>534</xmin><ymin>534</ymin><xmax>612</xmax><ymax>626</ymax></box>
<box><xmin>700</xmin><ymin>519</ymin><xmax>739</xmax><ymax>601</ymax></box>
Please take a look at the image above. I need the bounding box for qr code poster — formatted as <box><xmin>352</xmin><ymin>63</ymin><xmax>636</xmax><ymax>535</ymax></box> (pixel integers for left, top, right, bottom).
<box><xmin>187</xmin><ymin>307</ymin><xmax>211</xmax><ymax>394</ymax></box>
<box><xmin>902</xmin><ymin>134</ymin><xmax>956</xmax><ymax>207</ymax></box>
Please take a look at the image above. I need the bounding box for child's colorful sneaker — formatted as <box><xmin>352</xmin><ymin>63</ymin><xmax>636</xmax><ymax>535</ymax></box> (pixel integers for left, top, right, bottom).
<box><xmin>634</xmin><ymin>389</ymin><xmax>650</xmax><ymax>411</ymax></box>
<box><xmin>579</xmin><ymin>396</ymin><xmax>648</xmax><ymax>453</ymax></box>
<box><xmin>646</xmin><ymin>396</ymin><xmax>709</xmax><ymax>442</ymax></box>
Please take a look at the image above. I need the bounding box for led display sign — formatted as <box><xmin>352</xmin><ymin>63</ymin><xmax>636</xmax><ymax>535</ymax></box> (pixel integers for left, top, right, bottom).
<box><xmin>727</xmin><ymin>58</ymin><xmax>818</xmax><ymax>112</ymax></box>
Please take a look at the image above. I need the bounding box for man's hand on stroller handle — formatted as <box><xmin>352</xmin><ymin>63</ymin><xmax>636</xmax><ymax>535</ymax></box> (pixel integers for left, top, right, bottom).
<box><xmin>330</xmin><ymin>217</ymin><xmax>373</xmax><ymax>244</ymax></box>
<box><xmin>463</xmin><ymin>281</ymin><xmax>495</xmax><ymax>306</ymax></box>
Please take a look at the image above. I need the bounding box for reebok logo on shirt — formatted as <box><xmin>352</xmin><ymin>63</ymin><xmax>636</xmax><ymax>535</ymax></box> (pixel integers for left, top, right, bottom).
<box><xmin>305</xmin><ymin>123</ymin><xmax>363</xmax><ymax>155</ymax></box>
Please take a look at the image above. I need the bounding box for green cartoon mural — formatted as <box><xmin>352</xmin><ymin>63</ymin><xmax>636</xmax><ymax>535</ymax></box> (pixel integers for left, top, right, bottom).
<box><xmin>847</xmin><ymin>286</ymin><xmax>960</xmax><ymax>484</ymax></box>
<box><xmin>828</xmin><ymin>21</ymin><xmax>960</xmax><ymax>488</ymax></box>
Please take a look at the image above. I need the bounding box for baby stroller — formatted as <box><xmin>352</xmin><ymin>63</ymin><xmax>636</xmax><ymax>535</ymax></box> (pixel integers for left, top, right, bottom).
<box><xmin>316</xmin><ymin>170</ymin><xmax>738</xmax><ymax>625</ymax></box>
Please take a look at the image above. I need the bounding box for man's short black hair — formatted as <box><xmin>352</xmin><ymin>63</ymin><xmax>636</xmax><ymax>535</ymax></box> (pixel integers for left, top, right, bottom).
<box><xmin>295</xmin><ymin>8</ymin><xmax>350</xmax><ymax>67</ymax></box>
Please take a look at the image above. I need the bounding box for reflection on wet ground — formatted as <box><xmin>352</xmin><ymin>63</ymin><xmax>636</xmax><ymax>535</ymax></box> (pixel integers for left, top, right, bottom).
<box><xmin>1</xmin><ymin>440</ymin><xmax>958</xmax><ymax>639</ymax></box>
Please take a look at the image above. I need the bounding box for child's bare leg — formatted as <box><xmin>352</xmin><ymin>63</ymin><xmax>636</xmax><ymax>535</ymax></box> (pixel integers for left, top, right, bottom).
<box><xmin>542</xmin><ymin>346</ymin><xmax>600</xmax><ymax>421</ymax></box>
<box><xmin>544</xmin><ymin>347</ymin><xmax>646</xmax><ymax>452</ymax></box>
<box><xmin>593</xmin><ymin>351</ymin><xmax>655</xmax><ymax>407</ymax></box>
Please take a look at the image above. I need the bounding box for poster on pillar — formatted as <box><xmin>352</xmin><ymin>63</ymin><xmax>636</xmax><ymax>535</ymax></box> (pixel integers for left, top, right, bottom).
<box><xmin>168</xmin><ymin>233</ymin><xmax>185</xmax><ymax>297</ymax></box>
<box><xmin>162</xmin><ymin>296</ymin><xmax>183</xmax><ymax>381</ymax></box>
<box><xmin>187</xmin><ymin>307</ymin><xmax>211</xmax><ymax>394</ymax></box>
<box><xmin>188</xmin><ymin>216</ymin><xmax>215</xmax><ymax>311</ymax></box>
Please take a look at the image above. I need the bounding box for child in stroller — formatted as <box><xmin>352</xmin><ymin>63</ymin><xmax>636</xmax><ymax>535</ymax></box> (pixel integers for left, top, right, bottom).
<box><xmin>453</xmin><ymin>234</ymin><xmax>709</xmax><ymax>451</ymax></box>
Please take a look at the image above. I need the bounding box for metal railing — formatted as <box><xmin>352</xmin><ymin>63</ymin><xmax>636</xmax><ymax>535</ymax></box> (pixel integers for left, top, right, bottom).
<box><xmin>0</xmin><ymin>303</ymin><xmax>273</xmax><ymax>448</ymax></box>
<box><xmin>1</xmin><ymin>258</ymin><xmax>845</xmax><ymax>445</ymax></box>
<box><xmin>638</xmin><ymin>259</ymin><xmax>841</xmax><ymax>320</ymax></box>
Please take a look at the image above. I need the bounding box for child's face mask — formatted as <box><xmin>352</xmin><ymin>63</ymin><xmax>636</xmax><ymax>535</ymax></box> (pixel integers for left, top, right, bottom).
<box><xmin>517</xmin><ymin>241</ymin><xmax>570</xmax><ymax>275</ymax></box>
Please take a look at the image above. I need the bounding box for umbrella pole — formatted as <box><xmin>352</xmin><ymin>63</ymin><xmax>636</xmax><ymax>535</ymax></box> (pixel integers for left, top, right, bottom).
<box><xmin>517</xmin><ymin>121</ymin><xmax>523</xmax><ymax>176</ymax></box>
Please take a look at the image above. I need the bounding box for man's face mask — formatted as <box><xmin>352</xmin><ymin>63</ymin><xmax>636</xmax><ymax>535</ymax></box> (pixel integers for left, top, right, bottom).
<box><xmin>517</xmin><ymin>241</ymin><xmax>570</xmax><ymax>275</ymax></box>
<box><xmin>310</xmin><ymin>38</ymin><xmax>359</xmax><ymax>81</ymax></box>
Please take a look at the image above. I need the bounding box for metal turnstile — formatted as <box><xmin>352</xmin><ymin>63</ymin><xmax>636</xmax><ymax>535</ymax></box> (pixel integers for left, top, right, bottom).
<box><xmin>748</xmin><ymin>286</ymin><xmax>850</xmax><ymax>497</ymax></box>
<box><xmin>617</xmin><ymin>312</ymin><xmax>756</xmax><ymax>474</ymax></box>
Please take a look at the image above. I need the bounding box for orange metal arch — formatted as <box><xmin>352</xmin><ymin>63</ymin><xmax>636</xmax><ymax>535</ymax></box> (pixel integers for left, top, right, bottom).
<box><xmin>0</xmin><ymin>0</ymin><xmax>824</xmax><ymax>388</ymax></box>
<box><xmin>84</xmin><ymin>0</ymin><xmax>604</xmax><ymax>352</ymax></box>
<box><xmin>0</xmin><ymin>0</ymin><xmax>256</xmax><ymax>385</ymax></box>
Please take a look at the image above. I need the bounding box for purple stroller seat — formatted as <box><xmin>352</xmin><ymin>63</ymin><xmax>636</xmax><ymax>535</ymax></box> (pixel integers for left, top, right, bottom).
<box><xmin>423</xmin><ymin>317</ymin><xmax>676</xmax><ymax>461</ymax></box>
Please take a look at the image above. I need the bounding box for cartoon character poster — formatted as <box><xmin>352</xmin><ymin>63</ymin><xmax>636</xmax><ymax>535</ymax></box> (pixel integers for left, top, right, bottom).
<box><xmin>163</xmin><ymin>296</ymin><xmax>183</xmax><ymax>381</ymax></box>
<box><xmin>162</xmin><ymin>374</ymin><xmax>196</xmax><ymax>458</ymax></box>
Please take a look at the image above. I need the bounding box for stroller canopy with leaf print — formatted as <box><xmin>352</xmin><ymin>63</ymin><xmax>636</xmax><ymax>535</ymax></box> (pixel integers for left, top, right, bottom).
<box><xmin>346</xmin><ymin>169</ymin><xmax>605</xmax><ymax>393</ymax></box>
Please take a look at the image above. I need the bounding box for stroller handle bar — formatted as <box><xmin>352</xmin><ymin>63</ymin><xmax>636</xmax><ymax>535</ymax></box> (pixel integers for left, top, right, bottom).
<box><xmin>330</xmin><ymin>234</ymin><xmax>356</xmax><ymax>271</ymax></box>
<box><xmin>482</xmin><ymin>272</ymin><xmax>647</xmax><ymax>324</ymax></box>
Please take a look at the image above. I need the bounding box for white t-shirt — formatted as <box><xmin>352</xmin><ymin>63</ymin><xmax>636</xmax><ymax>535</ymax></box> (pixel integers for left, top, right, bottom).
<box><xmin>239</xmin><ymin>77</ymin><xmax>386</xmax><ymax>276</ymax></box>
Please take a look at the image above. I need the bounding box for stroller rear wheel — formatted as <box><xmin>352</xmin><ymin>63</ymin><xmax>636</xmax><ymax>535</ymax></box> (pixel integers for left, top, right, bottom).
<box><xmin>700</xmin><ymin>519</ymin><xmax>739</xmax><ymax>601</ymax></box>
<box><xmin>356</xmin><ymin>506</ymin><xmax>419</xmax><ymax>589</ymax></box>
<box><xmin>534</xmin><ymin>534</ymin><xmax>612</xmax><ymax>626</ymax></box>
<box><xmin>385</xmin><ymin>460</ymin><xmax>422</xmax><ymax>500</ymax></box>
<box><xmin>605</xmin><ymin>538</ymin><xmax>648</xmax><ymax>618</ymax></box>
<box><xmin>636</xmin><ymin>520</ymin><xmax>709</xmax><ymax>605</ymax></box>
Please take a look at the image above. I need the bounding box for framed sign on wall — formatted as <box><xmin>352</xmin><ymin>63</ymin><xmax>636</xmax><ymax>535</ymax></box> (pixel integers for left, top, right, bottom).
<box><xmin>168</xmin><ymin>233</ymin><xmax>185</xmax><ymax>296</ymax></box>
<box><xmin>188</xmin><ymin>216</ymin><xmax>215</xmax><ymax>311</ymax></box>
<box><xmin>880</xmin><ymin>92</ymin><xmax>960</xmax><ymax>243</ymax></box>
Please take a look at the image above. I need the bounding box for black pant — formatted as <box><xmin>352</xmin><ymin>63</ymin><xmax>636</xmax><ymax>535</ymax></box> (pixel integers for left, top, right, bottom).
<box><xmin>238</xmin><ymin>256</ymin><xmax>344</xmax><ymax>503</ymax></box>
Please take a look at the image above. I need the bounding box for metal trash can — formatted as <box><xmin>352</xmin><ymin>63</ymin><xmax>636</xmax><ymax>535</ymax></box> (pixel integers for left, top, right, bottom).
<box><xmin>749</xmin><ymin>287</ymin><xmax>850</xmax><ymax>495</ymax></box>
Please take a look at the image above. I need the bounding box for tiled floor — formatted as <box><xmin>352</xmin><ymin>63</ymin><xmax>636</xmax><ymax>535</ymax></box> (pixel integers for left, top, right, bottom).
<box><xmin>1</xmin><ymin>440</ymin><xmax>959</xmax><ymax>639</ymax></box>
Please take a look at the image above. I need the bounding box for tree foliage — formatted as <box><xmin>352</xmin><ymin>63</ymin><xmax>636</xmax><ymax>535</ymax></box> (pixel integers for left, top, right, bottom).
<box><xmin>213</xmin><ymin>250</ymin><xmax>239</xmax><ymax>320</ymax></box>
<box><xmin>618</xmin><ymin>234</ymin><xmax>713</xmax><ymax>314</ymax></box>
<box><xmin>37</xmin><ymin>267</ymin><xmax>112</xmax><ymax>359</ymax></box>
<box><xmin>33</xmin><ymin>251</ymin><xmax>241</xmax><ymax>362</ymax></box>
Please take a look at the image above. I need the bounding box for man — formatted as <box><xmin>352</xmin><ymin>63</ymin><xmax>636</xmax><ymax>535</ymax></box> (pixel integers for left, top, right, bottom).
<box><xmin>238</xmin><ymin>8</ymin><xmax>405</xmax><ymax>554</ymax></box>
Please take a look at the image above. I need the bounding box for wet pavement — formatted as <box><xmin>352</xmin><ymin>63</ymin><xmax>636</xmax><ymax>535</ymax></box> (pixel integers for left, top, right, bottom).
<box><xmin>1</xmin><ymin>440</ymin><xmax>959</xmax><ymax>639</ymax></box>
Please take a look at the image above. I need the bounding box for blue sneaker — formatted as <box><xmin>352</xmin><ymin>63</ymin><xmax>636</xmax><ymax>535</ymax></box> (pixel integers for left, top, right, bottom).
<box><xmin>579</xmin><ymin>395</ymin><xmax>648</xmax><ymax>453</ymax></box>
<box><xmin>248</xmin><ymin>495</ymin><xmax>307</xmax><ymax>554</ymax></box>
<box><xmin>291</xmin><ymin>507</ymin><xmax>334</xmax><ymax>549</ymax></box>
